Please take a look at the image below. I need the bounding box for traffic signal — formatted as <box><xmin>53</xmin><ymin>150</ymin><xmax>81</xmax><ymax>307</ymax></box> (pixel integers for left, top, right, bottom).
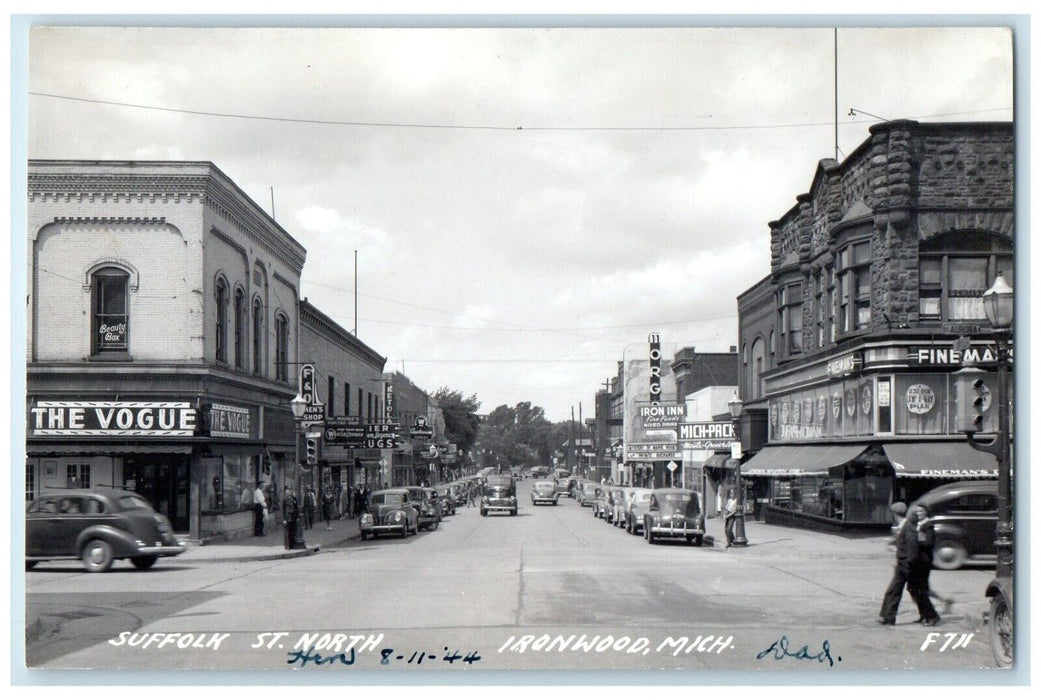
<box><xmin>954</xmin><ymin>368</ymin><xmax>990</xmax><ymax>434</ymax></box>
<box><xmin>305</xmin><ymin>435</ymin><xmax>319</xmax><ymax>466</ymax></box>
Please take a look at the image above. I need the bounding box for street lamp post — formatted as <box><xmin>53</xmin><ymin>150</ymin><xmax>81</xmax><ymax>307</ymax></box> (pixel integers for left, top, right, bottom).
<box><xmin>964</xmin><ymin>272</ymin><xmax>1013</xmax><ymax>666</ymax></box>
<box><xmin>289</xmin><ymin>392</ymin><xmax>308</xmax><ymax>550</ymax></box>
<box><xmin>728</xmin><ymin>394</ymin><xmax>748</xmax><ymax>547</ymax></box>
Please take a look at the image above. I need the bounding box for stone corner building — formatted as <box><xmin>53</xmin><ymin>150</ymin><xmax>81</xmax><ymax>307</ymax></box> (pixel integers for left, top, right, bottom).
<box><xmin>26</xmin><ymin>160</ymin><xmax>306</xmax><ymax>542</ymax></box>
<box><xmin>736</xmin><ymin>120</ymin><xmax>1014</xmax><ymax>530</ymax></box>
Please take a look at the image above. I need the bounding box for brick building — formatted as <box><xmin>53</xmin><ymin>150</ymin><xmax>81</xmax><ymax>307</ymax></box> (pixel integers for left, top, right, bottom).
<box><xmin>299</xmin><ymin>299</ymin><xmax>386</xmax><ymax>496</ymax></box>
<box><xmin>26</xmin><ymin>160</ymin><xmax>306</xmax><ymax>541</ymax></box>
<box><xmin>735</xmin><ymin>120</ymin><xmax>1014</xmax><ymax>529</ymax></box>
<box><xmin>382</xmin><ymin>372</ymin><xmax>445</xmax><ymax>487</ymax></box>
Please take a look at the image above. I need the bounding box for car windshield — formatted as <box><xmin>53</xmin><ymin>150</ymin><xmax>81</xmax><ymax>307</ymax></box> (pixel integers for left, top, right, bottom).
<box><xmin>660</xmin><ymin>493</ymin><xmax>699</xmax><ymax>514</ymax></box>
<box><xmin>118</xmin><ymin>494</ymin><xmax>153</xmax><ymax>511</ymax></box>
<box><xmin>633</xmin><ymin>493</ymin><xmax>651</xmax><ymax>505</ymax></box>
<box><xmin>372</xmin><ymin>493</ymin><xmax>403</xmax><ymax>507</ymax></box>
<box><xmin>534</xmin><ymin>481</ymin><xmax>553</xmax><ymax>489</ymax></box>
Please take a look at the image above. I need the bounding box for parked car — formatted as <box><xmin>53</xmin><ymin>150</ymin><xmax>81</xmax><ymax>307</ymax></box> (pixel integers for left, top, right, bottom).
<box><xmin>606</xmin><ymin>487</ymin><xmax>628</xmax><ymax>526</ymax></box>
<box><xmin>530</xmin><ymin>480</ymin><xmax>559</xmax><ymax>506</ymax></box>
<box><xmin>643</xmin><ymin>488</ymin><xmax>705</xmax><ymax>546</ymax></box>
<box><xmin>623</xmin><ymin>488</ymin><xmax>654</xmax><ymax>535</ymax></box>
<box><xmin>578</xmin><ymin>481</ymin><xmax>599</xmax><ymax>508</ymax></box>
<box><xmin>407</xmin><ymin>487</ymin><xmax>441</xmax><ymax>531</ymax></box>
<box><xmin>359</xmin><ymin>488</ymin><xmax>418</xmax><ymax>539</ymax></box>
<box><xmin>26</xmin><ymin>489</ymin><xmax>185</xmax><ymax>572</ymax></box>
<box><xmin>914</xmin><ymin>480</ymin><xmax>999</xmax><ymax>570</ymax></box>
<box><xmin>434</xmin><ymin>486</ymin><xmax>456</xmax><ymax>516</ymax></box>
<box><xmin>448</xmin><ymin>482</ymin><xmax>467</xmax><ymax>508</ymax></box>
<box><xmin>590</xmin><ymin>484</ymin><xmax>610</xmax><ymax>516</ymax></box>
<box><xmin>482</xmin><ymin>475</ymin><xmax>518</xmax><ymax>516</ymax></box>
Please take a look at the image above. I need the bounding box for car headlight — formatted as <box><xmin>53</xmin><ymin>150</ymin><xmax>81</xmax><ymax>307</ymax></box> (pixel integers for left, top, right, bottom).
<box><xmin>392</xmin><ymin>511</ymin><xmax>403</xmax><ymax>523</ymax></box>
<box><xmin>360</xmin><ymin>513</ymin><xmax>373</xmax><ymax>525</ymax></box>
<box><xmin>509</xmin><ymin>496</ymin><xmax>516</xmax><ymax>503</ymax></box>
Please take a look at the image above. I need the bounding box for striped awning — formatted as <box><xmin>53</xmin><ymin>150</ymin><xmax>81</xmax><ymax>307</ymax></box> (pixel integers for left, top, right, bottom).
<box><xmin>741</xmin><ymin>444</ymin><xmax>869</xmax><ymax>477</ymax></box>
<box><xmin>883</xmin><ymin>442</ymin><xmax>999</xmax><ymax>479</ymax></box>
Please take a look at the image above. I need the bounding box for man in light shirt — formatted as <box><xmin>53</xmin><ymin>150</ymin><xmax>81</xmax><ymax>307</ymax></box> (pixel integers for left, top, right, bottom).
<box><xmin>253</xmin><ymin>482</ymin><xmax>267</xmax><ymax>536</ymax></box>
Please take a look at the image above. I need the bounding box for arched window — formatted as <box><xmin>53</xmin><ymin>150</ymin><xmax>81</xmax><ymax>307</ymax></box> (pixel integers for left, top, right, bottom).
<box><xmin>234</xmin><ymin>288</ymin><xmax>246</xmax><ymax>368</ymax></box>
<box><xmin>750</xmin><ymin>338</ymin><xmax>767</xmax><ymax>400</ymax></box>
<box><xmin>252</xmin><ymin>297</ymin><xmax>264</xmax><ymax>376</ymax></box>
<box><xmin>91</xmin><ymin>266</ymin><xmax>130</xmax><ymax>355</ymax></box>
<box><xmin>275</xmin><ymin>312</ymin><xmax>289</xmax><ymax>381</ymax></box>
<box><xmin>215</xmin><ymin>277</ymin><xmax>228</xmax><ymax>363</ymax></box>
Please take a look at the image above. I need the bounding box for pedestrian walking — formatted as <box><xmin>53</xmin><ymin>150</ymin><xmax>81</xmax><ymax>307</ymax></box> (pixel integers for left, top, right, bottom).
<box><xmin>723</xmin><ymin>489</ymin><xmax>739</xmax><ymax>548</ymax></box>
<box><xmin>339</xmin><ymin>485</ymin><xmax>350</xmax><ymax>520</ymax></box>
<box><xmin>252</xmin><ymin>482</ymin><xmax>267</xmax><ymax>536</ymax></box>
<box><xmin>889</xmin><ymin>502</ymin><xmax>954</xmax><ymax>613</ymax></box>
<box><xmin>282</xmin><ymin>486</ymin><xmax>300</xmax><ymax>550</ymax></box>
<box><xmin>468</xmin><ymin>481</ymin><xmax>477</xmax><ymax>507</ymax></box>
<box><xmin>322</xmin><ymin>488</ymin><xmax>335</xmax><ymax>530</ymax></box>
<box><xmin>353</xmin><ymin>486</ymin><xmax>362</xmax><ymax>518</ymax></box>
<box><xmin>878</xmin><ymin>502</ymin><xmax>941</xmax><ymax>625</ymax></box>
<box><xmin>304</xmin><ymin>487</ymin><xmax>316</xmax><ymax>530</ymax></box>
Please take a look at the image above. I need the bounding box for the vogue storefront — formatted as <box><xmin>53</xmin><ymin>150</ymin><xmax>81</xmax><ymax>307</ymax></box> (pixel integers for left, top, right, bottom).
<box><xmin>742</xmin><ymin>340</ymin><xmax>1004</xmax><ymax>528</ymax></box>
<box><xmin>26</xmin><ymin>395</ymin><xmax>297</xmax><ymax>541</ymax></box>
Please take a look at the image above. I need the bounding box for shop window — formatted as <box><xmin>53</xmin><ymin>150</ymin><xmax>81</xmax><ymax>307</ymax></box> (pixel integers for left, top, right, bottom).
<box><xmin>91</xmin><ymin>267</ymin><xmax>129</xmax><ymax>355</ymax></box>
<box><xmin>215</xmin><ymin>277</ymin><xmax>228</xmax><ymax>363</ymax></box>
<box><xmin>252</xmin><ymin>297</ymin><xmax>264</xmax><ymax>376</ymax></box>
<box><xmin>843</xmin><ymin>467</ymin><xmax>891</xmax><ymax>523</ymax></box>
<box><xmin>202</xmin><ymin>456</ymin><xmax>256</xmax><ymax>515</ymax></box>
<box><xmin>838</xmin><ymin>240</ymin><xmax>872</xmax><ymax>333</ymax></box>
<box><xmin>234</xmin><ymin>288</ymin><xmax>246</xmax><ymax>369</ymax></box>
<box><xmin>275</xmin><ymin>313</ymin><xmax>290</xmax><ymax>381</ymax></box>
<box><xmin>66</xmin><ymin>463</ymin><xmax>91</xmax><ymax>489</ymax></box>
<box><xmin>26</xmin><ymin>463</ymin><xmax>35</xmax><ymax>501</ymax></box>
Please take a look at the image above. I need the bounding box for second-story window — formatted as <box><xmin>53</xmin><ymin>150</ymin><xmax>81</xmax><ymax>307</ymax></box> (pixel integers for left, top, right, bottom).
<box><xmin>327</xmin><ymin>376</ymin><xmax>335</xmax><ymax>412</ymax></box>
<box><xmin>838</xmin><ymin>240</ymin><xmax>872</xmax><ymax>333</ymax></box>
<box><xmin>344</xmin><ymin>382</ymin><xmax>351</xmax><ymax>416</ymax></box>
<box><xmin>252</xmin><ymin>298</ymin><xmax>264</xmax><ymax>375</ymax></box>
<box><xmin>920</xmin><ymin>253</ymin><xmax>1014</xmax><ymax>322</ymax></box>
<box><xmin>275</xmin><ymin>313</ymin><xmax>289</xmax><ymax>381</ymax></box>
<box><xmin>215</xmin><ymin>278</ymin><xmax>228</xmax><ymax>363</ymax></box>
<box><xmin>234</xmin><ymin>288</ymin><xmax>246</xmax><ymax>369</ymax></box>
<box><xmin>92</xmin><ymin>266</ymin><xmax>129</xmax><ymax>355</ymax></box>
<box><xmin>779</xmin><ymin>282</ymin><xmax>803</xmax><ymax>355</ymax></box>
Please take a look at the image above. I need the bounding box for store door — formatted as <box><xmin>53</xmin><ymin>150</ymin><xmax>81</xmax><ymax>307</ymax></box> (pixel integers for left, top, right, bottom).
<box><xmin>123</xmin><ymin>455</ymin><xmax>190</xmax><ymax>533</ymax></box>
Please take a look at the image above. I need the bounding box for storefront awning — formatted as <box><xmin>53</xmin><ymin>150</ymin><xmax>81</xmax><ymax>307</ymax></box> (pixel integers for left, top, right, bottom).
<box><xmin>741</xmin><ymin>444</ymin><xmax>868</xmax><ymax>477</ymax></box>
<box><xmin>883</xmin><ymin>442</ymin><xmax>998</xmax><ymax>479</ymax></box>
<box><xmin>27</xmin><ymin>443</ymin><xmax>194</xmax><ymax>456</ymax></box>
<box><xmin>703</xmin><ymin>453</ymin><xmax>730</xmax><ymax>469</ymax></box>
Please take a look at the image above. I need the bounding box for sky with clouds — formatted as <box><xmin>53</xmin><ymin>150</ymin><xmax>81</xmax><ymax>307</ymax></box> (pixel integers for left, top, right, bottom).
<box><xmin>24</xmin><ymin>23</ymin><xmax>1014</xmax><ymax>421</ymax></box>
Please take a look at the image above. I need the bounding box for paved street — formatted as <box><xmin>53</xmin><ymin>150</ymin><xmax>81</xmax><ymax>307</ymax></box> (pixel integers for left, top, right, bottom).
<box><xmin>24</xmin><ymin>480</ymin><xmax>1000</xmax><ymax>674</ymax></box>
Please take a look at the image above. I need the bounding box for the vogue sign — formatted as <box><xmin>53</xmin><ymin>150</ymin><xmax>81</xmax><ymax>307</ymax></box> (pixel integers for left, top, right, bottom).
<box><xmin>29</xmin><ymin>401</ymin><xmax>197</xmax><ymax>436</ymax></box>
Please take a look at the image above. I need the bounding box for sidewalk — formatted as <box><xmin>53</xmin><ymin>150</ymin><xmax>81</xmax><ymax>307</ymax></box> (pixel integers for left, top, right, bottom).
<box><xmin>178</xmin><ymin>514</ymin><xmax>362</xmax><ymax>563</ymax></box>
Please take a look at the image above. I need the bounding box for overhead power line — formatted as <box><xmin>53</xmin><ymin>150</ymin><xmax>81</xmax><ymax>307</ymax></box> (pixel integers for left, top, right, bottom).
<box><xmin>28</xmin><ymin>91</ymin><xmax>1011</xmax><ymax>133</ymax></box>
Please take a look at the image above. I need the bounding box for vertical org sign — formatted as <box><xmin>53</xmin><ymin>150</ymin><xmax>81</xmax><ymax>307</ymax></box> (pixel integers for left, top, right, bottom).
<box><xmin>649</xmin><ymin>332</ymin><xmax>662</xmax><ymax>406</ymax></box>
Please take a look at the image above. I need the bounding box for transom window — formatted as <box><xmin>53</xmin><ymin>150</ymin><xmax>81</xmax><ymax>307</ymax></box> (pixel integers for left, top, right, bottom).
<box><xmin>92</xmin><ymin>267</ymin><xmax>129</xmax><ymax>354</ymax></box>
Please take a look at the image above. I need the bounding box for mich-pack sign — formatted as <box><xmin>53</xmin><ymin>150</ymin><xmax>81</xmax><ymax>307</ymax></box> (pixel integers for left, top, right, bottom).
<box><xmin>678</xmin><ymin>421</ymin><xmax>735</xmax><ymax>450</ymax></box>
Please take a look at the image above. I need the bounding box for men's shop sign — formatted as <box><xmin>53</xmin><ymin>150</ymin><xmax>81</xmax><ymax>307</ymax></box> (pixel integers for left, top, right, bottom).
<box><xmin>29</xmin><ymin>401</ymin><xmax>197</xmax><ymax>436</ymax></box>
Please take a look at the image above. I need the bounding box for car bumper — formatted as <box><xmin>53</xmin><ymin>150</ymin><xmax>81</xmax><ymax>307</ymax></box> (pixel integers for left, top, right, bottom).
<box><xmin>137</xmin><ymin>544</ymin><xmax>186</xmax><ymax>557</ymax></box>
<box><xmin>484</xmin><ymin>503</ymin><xmax>516</xmax><ymax>512</ymax></box>
<box><xmin>361</xmin><ymin>524</ymin><xmax>407</xmax><ymax>533</ymax></box>
<box><xmin>648</xmin><ymin>523</ymin><xmax>704</xmax><ymax>537</ymax></box>
<box><xmin>532</xmin><ymin>497</ymin><xmax>557</xmax><ymax>504</ymax></box>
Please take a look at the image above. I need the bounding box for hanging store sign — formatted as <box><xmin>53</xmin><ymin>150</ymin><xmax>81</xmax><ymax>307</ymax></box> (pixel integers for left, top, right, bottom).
<box><xmin>625</xmin><ymin>441</ymin><xmax>681</xmax><ymax>461</ymax></box>
<box><xmin>649</xmin><ymin>332</ymin><xmax>663</xmax><ymax>405</ymax></box>
<box><xmin>298</xmin><ymin>364</ymin><xmax>326</xmax><ymax>425</ymax></box>
<box><xmin>908</xmin><ymin>345</ymin><xmax>1011</xmax><ymax>366</ymax></box>
<box><xmin>678</xmin><ymin>421</ymin><xmax>734</xmax><ymax>450</ymax></box>
<box><xmin>637</xmin><ymin>402</ymin><xmax>687</xmax><ymax>429</ymax></box>
<box><xmin>324</xmin><ymin>416</ymin><xmax>365</xmax><ymax>446</ymax></box>
<box><xmin>28</xmin><ymin>400</ymin><xmax>197</xmax><ymax>437</ymax></box>
<box><xmin>364</xmin><ymin>422</ymin><xmax>400</xmax><ymax>449</ymax></box>
<box><xmin>207</xmin><ymin>403</ymin><xmax>253</xmax><ymax>439</ymax></box>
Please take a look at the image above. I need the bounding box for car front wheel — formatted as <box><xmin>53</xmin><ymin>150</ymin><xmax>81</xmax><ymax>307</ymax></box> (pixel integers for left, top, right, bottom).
<box><xmin>82</xmin><ymin>539</ymin><xmax>114</xmax><ymax>573</ymax></box>
<box><xmin>131</xmin><ymin>556</ymin><xmax>158</xmax><ymax>570</ymax></box>
<box><xmin>989</xmin><ymin>592</ymin><xmax>1013</xmax><ymax>668</ymax></box>
<box><xmin>933</xmin><ymin>539</ymin><xmax>968</xmax><ymax>570</ymax></box>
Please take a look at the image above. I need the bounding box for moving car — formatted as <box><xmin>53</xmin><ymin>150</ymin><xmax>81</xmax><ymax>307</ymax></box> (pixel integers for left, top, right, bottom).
<box><xmin>482</xmin><ymin>475</ymin><xmax>518</xmax><ymax>516</ymax></box>
<box><xmin>360</xmin><ymin>488</ymin><xmax>418</xmax><ymax>539</ymax></box>
<box><xmin>26</xmin><ymin>489</ymin><xmax>185</xmax><ymax>572</ymax></box>
<box><xmin>915</xmin><ymin>480</ymin><xmax>999</xmax><ymax>570</ymax></box>
<box><xmin>530</xmin><ymin>480</ymin><xmax>559</xmax><ymax>506</ymax></box>
<box><xmin>623</xmin><ymin>488</ymin><xmax>653</xmax><ymax>535</ymax></box>
<box><xmin>643</xmin><ymin>488</ymin><xmax>705</xmax><ymax>546</ymax></box>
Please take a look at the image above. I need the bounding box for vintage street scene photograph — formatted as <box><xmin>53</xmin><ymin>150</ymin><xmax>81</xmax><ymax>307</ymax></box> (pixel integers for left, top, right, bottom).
<box><xmin>15</xmin><ymin>19</ymin><xmax>1019</xmax><ymax>681</ymax></box>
